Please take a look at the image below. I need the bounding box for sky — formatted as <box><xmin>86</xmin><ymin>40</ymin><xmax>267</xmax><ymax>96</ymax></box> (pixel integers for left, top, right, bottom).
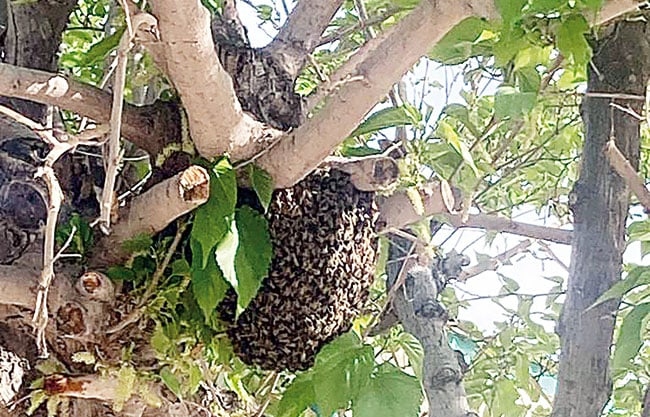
<box><xmin>233</xmin><ymin>1</ymin><xmax>650</xmax><ymax>336</ymax></box>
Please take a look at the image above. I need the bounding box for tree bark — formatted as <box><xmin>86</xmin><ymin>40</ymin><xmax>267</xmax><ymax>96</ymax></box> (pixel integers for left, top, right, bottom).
<box><xmin>386</xmin><ymin>233</ymin><xmax>474</xmax><ymax>417</ymax></box>
<box><xmin>551</xmin><ymin>20</ymin><xmax>650</xmax><ymax>417</ymax></box>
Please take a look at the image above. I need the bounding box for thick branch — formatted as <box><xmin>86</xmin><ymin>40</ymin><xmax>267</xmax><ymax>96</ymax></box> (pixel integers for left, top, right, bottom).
<box><xmin>0</xmin><ymin>63</ymin><xmax>180</xmax><ymax>155</ymax></box>
<box><xmin>257</xmin><ymin>0</ymin><xmax>498</xmax><ymax>187</ymax></box>
<box><xmin>148</xmin><ymin>0</ymin><xmax>265</xmax><ymax>157</ymax></box>
<box><xmin>551</xmin><ymin>19</ymin><xmax>650</xmax><ymax>417</ymax></box>
<box><xmin>90</xmin><ymin>166</ymin><xmax>209</xmax><ymax>268</ymax></box>
<box><xmin>386</xmin><ymin>233</ymin><xmax>473</xmax><ymax>417</ymax></box>
<box><xmin>265</xmin><ymin>0</ymin><xmax>344</xmax><ymax>77</ymax></box>
<box><xmin>597</xmin><ymin>0</ymin><xmax>645</xmax><ymax>24</ymax></box>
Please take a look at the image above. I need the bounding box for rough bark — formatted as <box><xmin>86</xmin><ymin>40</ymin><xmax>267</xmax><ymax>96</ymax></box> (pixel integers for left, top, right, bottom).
<box><xmin>264</xmin><ymin>0</ymin><xmax>344</xmax><ymax>77</ymax></box>
<box><xmin>387</xmin><ymin>233</ymin><xmax>473</xmax><ymax>417</ymax></box>
<box><xmin>551</xmin><ymin>20</ymin><xmax>650</xmax><ymax>417</ymax></box>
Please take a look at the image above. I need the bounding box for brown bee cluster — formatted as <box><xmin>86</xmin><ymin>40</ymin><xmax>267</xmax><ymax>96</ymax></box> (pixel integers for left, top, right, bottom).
<box><xmin>224</xmin><ymin>169</ymin><xmax>378</xmax><ymax>371</ymax></box>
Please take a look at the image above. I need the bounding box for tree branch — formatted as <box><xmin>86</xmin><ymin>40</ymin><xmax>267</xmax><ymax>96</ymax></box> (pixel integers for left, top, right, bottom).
<box><xmin>148</xmin><ymin>0</ymin><xmax>266</xmax><ymax>158</ymax></box>
<box><xmin>89</xmin><ymin>166</ymin><xmax>209</xmax><ymax>269</ymax></box>
<box><xmin>377</xmin><ymin>186</ymin><xmax>572</xmax><ymax>245</ymax></box>
<box><xmin>597</xmin><ymin>0</ymin><xmax>645</xmax><ymax>25</ymax></box>
<box><xmin>0</xmin><ymin>63</ymin><xmax>180</xmax><ymax>155</ymax></box>
<box><xmin>257</xmin><ymin>0</ymin><xmax>498</xmax><ymax>187</ymax></box>
<box><xmin>443</xmin><ymin>213</ymin><xmax>572</xmax><ymax>245</ymax></box>
<box><xmin>265</xmin><ymin>0</ymin><xmax>345</xmax><ymax>77</ymax></box>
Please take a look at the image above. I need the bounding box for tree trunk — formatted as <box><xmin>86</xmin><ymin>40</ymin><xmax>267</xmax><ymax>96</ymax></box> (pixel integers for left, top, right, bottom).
<box><xmin>551</xmin><ymin>19</ymin><xmax>650</xmax><ymax>417</ymax></box>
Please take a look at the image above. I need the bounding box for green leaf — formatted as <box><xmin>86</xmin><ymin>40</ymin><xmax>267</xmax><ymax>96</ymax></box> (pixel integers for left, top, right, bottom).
<box><xmin>613</xmin><ymin>302</ymin><xmax>650</xmax><ymax>369</ymax></box>
<box><xmin>437</xmin><ymin>120</ymin><xmax>479</xmax><ymax>176</ymax></box>
<box><xmin>352</xmin><ymin>363</ymin><xmax>422</xmax><ymax>417</ymax></box>
<box><xmin>169</xmin><ymin>259</ymin><xmax>191</xmax><ymax>277</ymax></box>
<box><xmin>589</xmin><ymin>266</ymin><xmax>650</xmax><ymax>309</ymax></box>
<box><xmin>556</xmin><ymin>14</ymin><xmax>592</xmax><ymax>68</ymax></box>
<box><xmin>442</xmin><ymin>103</ymin><xmax>481</xmax><ymax>138</ymax></box>
<box><xmin>80</xmin><ymin>28</ymin><xmax>124</xmax><ymax>66</ymax></box>
<box><xmin>271</xmin><ymin>372</ymin><xmax>315</xmax><ymax>417</ymax></box>
<box><xmin>494</xmin><ymin>85</ymin><xmax>537</xmax><ymax>119</ymax></box>
<box><xmin>27</xmin><ymin>390</ymin><xmax>47</xmax><ymax>416</ymax></box>
<box><xmin>106</xmin><ymin>266</ymin><xmax>136</xmax><ymax>281</ymax></box>
<box><xmin>311</xmin><ymin>333</ymin><xmax>375</xmax><ymax>417</ymax></box>
<box><xmin>529</xmin><ymin>0</ymin><xmax>566</xmax><ymax>13</ymax></box>
<box><xmin>215</xmin><ymin>218</ymin><xmax>239</xmax><ymax>292</ymax></box>
<box><xmin>191</xmin><ymin>158</ymin><xmax>237</xmax><ymax>268</ymax></box>
<box><xmin>628</xmin><ymin>219</ymin><xmax>650</xmax><ymax>242</ymax></box>
<box><xmin>191</xmin><ymin>238</ymin><xmax>228</xmax><ymax>321</ymax></box>
<box><xmin>160</xmin><ymin>367</ymin><xmax>182</xmax><ymax>398</ymax></box>
<box><xmin>397</xmin><ymin>332</ymin><xmax>424</xmax><ymax>379</ymax></box>
<box><xmin>349</xmin><ymin>105</ymin><xmax>419</xmax><ymax>137</ymax></box>
<box><xmin>121</xmin><ymin>233</ymin><xmax>153</xmax><ymax>254</ymax></box>
<box><xmin>429</xmin><ymin>17</ymin><xmax>493</xmax><ymax>64</ymax></box>
<box><xmin>496</xmin><ymin>0</ymin><xmax>527</xmax><ymax>25</ymax></box>
<box><xmin>247</xmin><ymin>164</ymin><xmax>274</xmax><ymax>212</ymax></box>
<box><xmin>234</xmin><ymin>207</ymin><xmax>272</xmax><ymax>313</ymax></box>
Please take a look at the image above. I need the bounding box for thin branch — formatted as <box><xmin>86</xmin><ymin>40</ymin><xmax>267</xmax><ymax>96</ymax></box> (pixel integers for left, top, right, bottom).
<box><xmin>377</xmin><ymin>185</ymin><xmax>572</xmax><ymax>245</ymax></box>
<box><xmin>0</xmin><ymin>105</ymin><xmax>107</xmax><ymax>357</ymax></box>
<box><xmin>444</xmin><ymin>213</ymin><xmax>572</xmax><ymax>245</ymax></box>
<box><xmin>605</xmin><ymin>138</ymin><xmax>650</xmax><ymax>211</ymax></box>
<box><xmin>458</xmin><ymin>240</ymin><xmax>532</xmax><ymax>281</ymax></box>
<box><xmin>106</xmin><ymin>221</ymin><xmax>188</xmax><ymax>334</ymax></box>
<box><xmin>99</xmin><ymin>11</ymin><xmax>159</xmax><ymax>234</ymax></box>
<box><xmin>317</xmin><ymin>6</ymin><xmax>401</xmax><ymax>47</ymax></box>
<box><xmin>596</xmin><ymin>0</ymin><xmax>646</xmax><ymax>25</ymax></box>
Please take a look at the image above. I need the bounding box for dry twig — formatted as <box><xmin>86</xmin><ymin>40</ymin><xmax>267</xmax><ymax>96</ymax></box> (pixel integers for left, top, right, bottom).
<box><xmin>605</xmin><ymin>138</ymin><xmax>650</xmax><ymax>212</ymax></box>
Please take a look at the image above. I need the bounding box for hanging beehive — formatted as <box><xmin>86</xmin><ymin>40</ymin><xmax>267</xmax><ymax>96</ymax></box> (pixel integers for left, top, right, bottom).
<box><xmin>223</xmin><ymin>168</ymin><xmax>378</xmax><ymax>371</ymax></box>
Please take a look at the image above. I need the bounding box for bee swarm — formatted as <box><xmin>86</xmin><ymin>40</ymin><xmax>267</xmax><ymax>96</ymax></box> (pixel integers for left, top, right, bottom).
<box><xmin>224</xmin><ymin>169</ymin><xmax>378</xmax><ymax>371</ymax></box>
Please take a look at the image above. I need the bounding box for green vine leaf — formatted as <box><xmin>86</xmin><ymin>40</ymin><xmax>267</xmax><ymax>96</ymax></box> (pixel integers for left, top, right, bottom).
<box><xmin>349</xmin><ymin>105</ymin><xmax>420</xmax><ymax>137</ymax></box>
<box><xmin>271</xmin><ymin>373</ymin><xmax>316</xmax><ymax>417</ymax></box>
<box><xmin>429</xmin><ymin>17</ymin><xmax>493</xmax><ymax>65</ymax></box>
<box><xmin>556</xmin><ymin>14</ymin><xmax>592</xmax><ymax>68</ymax></box>
<box><xmin>494</xmin><ymin>85</ymin><xmax>537</xmax><ymax>120</ymax></box>
<box><xmin>160</xmin><ymin>367</ymin><xmax>182</xmax><ymax>399</ymax></box>
<box><xmin>613</xmin><ymin>302</ymin><xmax>650</xmax><ymax>370</ymax></box>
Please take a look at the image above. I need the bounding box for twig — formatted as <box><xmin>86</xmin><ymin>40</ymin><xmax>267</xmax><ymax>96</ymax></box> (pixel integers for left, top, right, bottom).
<box><xmin>537</xmin><ymin>241</ymin><xmax>569</xmax><ymax>272</ymax></box>
<box><xmin>53</xmin><ymin>225</ymin><xmax>77</xmax><ymax>262</ymax></box>
<box><xmin>98</xmin><ymin>10</ymin><xmax>159</xmax><ymax>234</ymax></box>
<box><xmin>255</xmin><ymin>373</ymin><xmax>280</xmax><ymax>417</ymax></box>
<box><xmin>105</xmin><ymin>218</ymin><xmax>188</xmax><ymax>335</ymax></box>
<box><xmin>458</xmin><ymin>240</ymin><xmax>532</xmax><ymax>281</ymax></box>
<box><xmin>604</xmin><ymin>138</ymin><xmax>650</xmax><ymax>212</ymax></box>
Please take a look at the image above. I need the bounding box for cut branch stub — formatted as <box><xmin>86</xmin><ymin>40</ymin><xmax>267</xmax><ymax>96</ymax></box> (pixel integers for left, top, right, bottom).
<box><xmin>89</xmin><ymin>165</ymin><xmax>209</xmax><ymax>269</ymax></box>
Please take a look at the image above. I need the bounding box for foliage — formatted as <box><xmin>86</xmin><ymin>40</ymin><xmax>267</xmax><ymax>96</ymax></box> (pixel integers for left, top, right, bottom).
<box><xmin>24</xmin><ymin>0</ymin><xmax>650</xmax><ymax>416</ymax></box>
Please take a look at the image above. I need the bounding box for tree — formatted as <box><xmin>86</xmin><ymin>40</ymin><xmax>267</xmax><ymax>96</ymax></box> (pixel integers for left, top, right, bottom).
<box><xmin>0</xmin><ymin>0</ymin><xmax>649</xmax><ymax>416</ymax></box>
